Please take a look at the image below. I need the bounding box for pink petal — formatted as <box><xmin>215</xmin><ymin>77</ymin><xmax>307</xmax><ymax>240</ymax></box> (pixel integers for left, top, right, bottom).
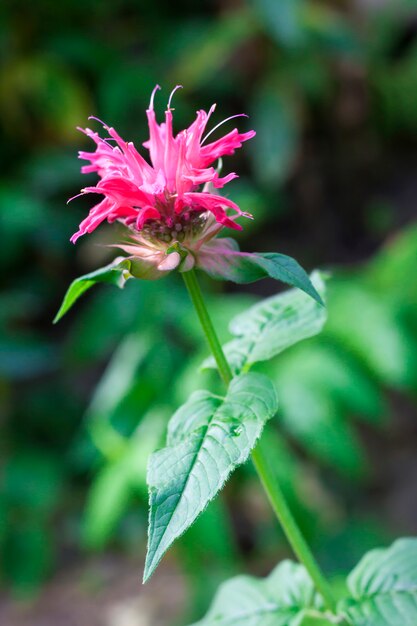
<box><xmin>212</xmin><ymin>172</ymin><xmax>238</xmax><ymax>188</ymax></box>
<box><xmin>136</xmin><ymin>206</ymin><xmax>161</xmax><ymax>229</ymax></box>
<box><xmin>182</xmin><ymin>191</ymin><xmax>244</xmax><ymax>230</ymax></box>
<box><xmin>200</xmin><ymin>129</ymin><xmax>256</xmax><ymax>166</ymax></box>
<box><xmin>70</xmin><ymin>197</ymin><xmax>115</xmax><ymax>242</ymax></box>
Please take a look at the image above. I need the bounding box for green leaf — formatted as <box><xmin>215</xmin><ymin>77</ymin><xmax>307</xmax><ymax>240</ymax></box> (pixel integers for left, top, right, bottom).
<box><xmin>301</xmin><ymin>4</ymin><xmax>361</xmax><ymax>55</ymax></box>
<box><xmin>144</xmin><ymin>373</ymin><xmax>278</xmax><ymax>582</ymax></box>
<box><xmin>293</xmin><ymin>615</ymin><xmax>337</xmax><ymax>626</ymax></box>
<box><xmin>277</xmin><ymin>344</ymin><xmax>385</xmax><ymax>426</ymax></box>
<box><xmin>274</xmin><ymin>354</ymin><xmax>367</xmax><ymax>477</ymax></box>
<box><xmin>324</xmin><ymin>280</ymin><xmax>413</xmax><ymax>387</ymax></box>
<box><xmin>83</xmin><ymin>456</ymin><xmax>132</xmax><ymax>550</ymax></box>
<box><xmin>198</xmin><ymin>238</ymin><xmax>323</xmax><ymax>305</ymax></box>
<box><xmin>2</xmin><ymin>522</ymin><xmax>54</xmax><ymax>593</ymax></box>
<box><xmin>365</xmin><ymin>222</ymin><xmax>417</xmax><ymax>306</ymax></box>
<box><xmin>83</xmin><ymin>408</ymin><xmax>166</xmax><ymax>550</ymax></box>
<box><xmin>3</xmin><ymin>451</ymin><xmax>63</xmax><ymax>516</ymax></box>
<box><xmin>203</xmin><ymin>271</ymin><xmax>327</xmax><ymax>374</ymax></box>
<box><xmin>340</xmin><ymin>538</ymin><xmax>417</xmax><ymax>626</ymax></box>
<box><xmin>249</xmin><ymin>84</ymin><xmax>299</xmax><ymax>184</ymax></box>
<box><xmin>267</xmin><ymin>339</ymin><xmax>386</xmax><ymax>475</ymax></box>
<box><xmin>53</xmin><ymin>258</ymin><xmax>132</xmax><ymax>323</ymax></box>
<box><xmin>85</xmin><ymin>332</ymin><xmax>152</xmax><ymax>450</ymax></box>
<box><xmin>171</xmin><ymin>9</ymin><xmax>254</xmax><ymax>88</ymax></box>
<box><xmin>189</xmin><ymin>560</ymin><xmax>331</xmax><ymax>626</ymax></box>
<box><xmin>179</xmin><ymin>498</ymin><xmax>240</xmax><ymax>617</ymax></box>
<box><xmin>252</xmin><ymin>0</ymin><xmax>304</xmax><ymax>48</ymax></box>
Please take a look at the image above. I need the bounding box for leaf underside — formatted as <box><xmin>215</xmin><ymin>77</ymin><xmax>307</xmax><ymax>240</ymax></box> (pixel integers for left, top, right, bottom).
<box><xmin>199</xmin><ymin>238</ymin><xmax>324</xmax><ymax>305</ymax></box>
<box><xmin>143</xmin><ymin>372</ymin><xmax>278</xmax><ymax>582</ymax></box>
<box><xmin>203</xmin><ymin>271</ymin><xmax>327</xmax><ymax>374</ymax></box>
<box><xmin>189</xmin><ymin>538</ymin><xmax>417</xmax><ymax>625</ymax></box>
<box><xmin>190</xmin><ymin>560</ymin><xmax>326</xmax><ymax>626</ymax></box>
<box><xmin>340</xmin><ymin>537</ymin><xmax>417</xmax><ymax>625</ymax></box>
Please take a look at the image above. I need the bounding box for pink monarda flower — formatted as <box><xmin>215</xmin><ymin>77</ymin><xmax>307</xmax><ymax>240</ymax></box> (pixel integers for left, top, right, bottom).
<box><xmin>70</xmin><ymin>85</ymin><xmax>255</xmax><ymax>278</ymax></box>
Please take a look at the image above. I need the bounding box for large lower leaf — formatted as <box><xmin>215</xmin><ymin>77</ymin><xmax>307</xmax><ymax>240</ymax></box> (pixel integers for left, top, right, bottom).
<box><xmin>340</xmin><ymin>538</ymin><xmax>417</xmax><ymax>626</ymax></box>
<box><xmin>198</xmin><ymin>238</ymin><xmax>323</xmax><ymax>305</ymax></box>
<box><xmin>144</xmin><ymin>373</ymin><xmax>278</xmax><ymax>582</ymax></box>
<box><xmin>190</xmin><ymin>560</ymin><xmax>333</xmax><ymax>626</ymax></box>
<box><xmin>203</xmin><ymin>271</ymin><xmax>327</xmax><ymax>374</ymax></box>
<box><xmin>53</xmin><ymin>257</ymin><xmax>132</xmax><ymax>323</ymax></box>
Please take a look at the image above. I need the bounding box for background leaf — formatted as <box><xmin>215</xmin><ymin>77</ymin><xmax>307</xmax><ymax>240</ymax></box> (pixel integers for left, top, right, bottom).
<box><xmin>83</xmin><ymin>408</ymin><xmax>166</xmax><ymax>549</ymax></box>
<box><xmin>249</xmin><ymin>84</ymin><xmax>299</xmax><ymax>184</ymax></box>
<box><xmin>340</xmin><ymin>538</ymin><xmax>417</xmax><ymax>626</ymax></box>
<box><xmin>272</xmin><ymin>348</ymin><xmax>368</xmax><ymax>478</ymax></box>
<box><xmin>325</xmin><ymin>280</ymin><xmax>414</xmax><ymax>388</ymax></box>
<box><xmin>190</xmin><ymin>560</ymin><xmax>326</xmax><ymax>626</ymax></box>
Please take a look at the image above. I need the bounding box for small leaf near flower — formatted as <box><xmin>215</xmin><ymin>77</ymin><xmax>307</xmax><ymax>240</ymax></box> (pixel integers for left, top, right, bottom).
<box><xmin>198</xmin><ymin>238</ymin><xmax>324</xmax><ymax>305</ymax></box>
<box><xmin>53</xmin><ymin>258</ymin><xmax>132</xmax><ymax>323</ymax></box>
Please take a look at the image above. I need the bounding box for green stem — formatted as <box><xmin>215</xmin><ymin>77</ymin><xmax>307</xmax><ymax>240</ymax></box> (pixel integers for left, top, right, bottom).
<box><xmin>251</xmin><ymin>440</ymin><xmax>337</xmax><ymax>613</ymax></box>
<box><xmin>182</xmin><ymin>268</ymin><xmax>337</xmax><ymax>614</ymax></box>
<box><xmin>182</xmin><ymin>268</ymin><xmax>232</xmax><ymax>387</ymax></box>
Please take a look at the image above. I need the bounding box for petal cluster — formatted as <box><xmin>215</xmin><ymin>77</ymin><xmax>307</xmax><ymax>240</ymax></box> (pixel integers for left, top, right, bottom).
<box><xmin>71</xmin><ymin>86</ymin><xmax>255</xmax><ymax>244</ymax></box>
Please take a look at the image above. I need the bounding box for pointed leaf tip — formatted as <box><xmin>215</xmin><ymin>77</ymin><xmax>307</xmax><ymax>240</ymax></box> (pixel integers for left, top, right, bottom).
<box><xmin>198</xmin><ymin>239</ymin><xmax>325</xmax><ymax>305</ymax></box>
<box><xmin>53</xmin><ymin>258</ymin><xmax>131</xmax><ymax>323</ymax></box>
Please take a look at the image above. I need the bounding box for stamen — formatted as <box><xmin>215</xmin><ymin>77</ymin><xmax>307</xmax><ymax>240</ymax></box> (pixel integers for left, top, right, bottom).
<box><xmin>202</xmin><ymin>114</ymin><xmax>248</xmax><ymax>144</ymax></box>
<box><xmin>80</xmin><ymin>125</ymin><xmax>114</xmax><ymax>147</ymax></box>
<box><xmin>168</xmin><ymin>84</ymin><xmax>183</xmax><ymax>110</ymax></box>
<box><xmin>67</xmin><ymin>191</ymin><xmax>86</xmax><ymax>204</ymax></box>
<box><xmin>88</xmin><ymin>115</ymin><xmax>109</xmax><ymax>129</ymax></box>
<box><xmin>149</xmin><ymin>84</ymin><xmax>161</xmax><ymax>110</ymax></box>
<box><xmin>207</xmin><ymin>104</ymin><xmax>217</xmax><ymax>118</ymax></box>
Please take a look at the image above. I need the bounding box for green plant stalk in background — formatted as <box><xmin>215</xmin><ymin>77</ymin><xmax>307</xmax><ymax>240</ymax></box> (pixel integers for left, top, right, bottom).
<box><xmin>182</xmin><ymin>268</ymin><xmax>337</xmax><ymax>614</ymax></box>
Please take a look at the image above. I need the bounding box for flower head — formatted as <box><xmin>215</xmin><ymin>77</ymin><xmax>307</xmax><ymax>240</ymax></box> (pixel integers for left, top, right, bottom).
<box><xmin>70</xmin><ymin>86</ymin><xmax>255</xmax><ymax>276</ymax></box>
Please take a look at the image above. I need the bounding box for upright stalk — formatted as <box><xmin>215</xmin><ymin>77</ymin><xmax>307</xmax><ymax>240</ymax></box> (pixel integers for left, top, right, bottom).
<box><xmin>182</xmin><ymin>268</ymin><xmax>337</xmax><ymax>614</ymax></box>
<box><xmin>182</xmin><ymin>268</ymin><xmax>232</xmax><ymax>387</ymax></box>
<box><xmin>251</xmin><ymin>441</ymin><xmax>337</xmax><ymax>613</ymax></box>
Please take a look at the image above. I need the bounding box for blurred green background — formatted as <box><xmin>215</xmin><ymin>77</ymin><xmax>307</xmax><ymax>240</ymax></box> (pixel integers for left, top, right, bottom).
<box><xmin>1</xmin><ymin>0</ymin><xmax>417</xmax><ymax>624</ymax></box>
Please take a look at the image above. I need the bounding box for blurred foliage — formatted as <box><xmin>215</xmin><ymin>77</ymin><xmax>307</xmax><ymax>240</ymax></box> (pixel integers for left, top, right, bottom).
<box><xmin>1</xmin><ymin>2</ymin><xmax>417</xmax><ymax>624</ymax></box>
